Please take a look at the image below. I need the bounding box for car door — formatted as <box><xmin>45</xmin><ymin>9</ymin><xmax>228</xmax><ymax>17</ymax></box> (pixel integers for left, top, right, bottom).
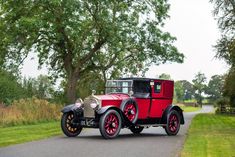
<box><xmin>149</xmin><ymin>80</ymin><xmax>174</xmax><ymax>118</ymax></box>
<box><xmin>133</xmin><ymin>80</ymin><xmax>151</xmax><ymax>119</ymax></box>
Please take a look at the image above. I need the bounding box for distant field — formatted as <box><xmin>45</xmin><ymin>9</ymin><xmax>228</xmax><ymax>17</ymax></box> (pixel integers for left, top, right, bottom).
<box><xmin>180</xmin><ymin>106</ymin><xmax>201</xmax><ymax>112</ymax></box>
<box><xmin>181</xmin><ymin>114</ymin><xmax>235</xmax><ymax>157</ymax></box>
<box><xmin>176</xmin><ymin>103</ymin><xmax>201</xmax><ymax>112</ymax></box>
<box><xmin>0</xmin><ymin>121</ymin><xmax>61</xmax><ymax>147</ymax></box>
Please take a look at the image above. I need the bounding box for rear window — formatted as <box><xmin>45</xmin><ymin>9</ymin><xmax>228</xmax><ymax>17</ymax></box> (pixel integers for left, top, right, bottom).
<box><xmin>154</xmin><ymin>82</ymin><xmax>161</xmax><ymax>93</ymax></box>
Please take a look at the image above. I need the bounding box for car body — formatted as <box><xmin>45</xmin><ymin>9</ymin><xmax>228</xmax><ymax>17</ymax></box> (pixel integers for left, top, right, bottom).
<box><xmin>61</xmin><ymin>78</ymin><xmax>184</xmax><ymax>139</ymax></box>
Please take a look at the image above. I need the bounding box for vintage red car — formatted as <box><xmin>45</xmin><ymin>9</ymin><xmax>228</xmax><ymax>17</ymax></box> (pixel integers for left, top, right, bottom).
<box><xmin>61</xmin><ymin>78</ymin><xmax>184</xmax><ymax>139</ymax></box>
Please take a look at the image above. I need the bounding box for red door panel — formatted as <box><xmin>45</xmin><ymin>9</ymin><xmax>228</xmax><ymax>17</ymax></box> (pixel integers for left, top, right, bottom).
<box><xmin>149</xmin><ymin>80</ymin><xmax>173</xmax><ymax>118</ymax></box>
<box><xmin>149</xmin><ymin>99</ymin><xmax>172</xmax><ymax>118</ymax></box>
<box><xmin>135</xmin><ymin>98</ymin><xmax>150</xmax><ymax>119</ymax></box>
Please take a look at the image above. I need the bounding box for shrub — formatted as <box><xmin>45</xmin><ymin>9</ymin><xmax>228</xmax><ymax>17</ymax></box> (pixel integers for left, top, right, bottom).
<box><xmin>0</xmin><ymin>97</ymin><xmax>63</xmax><ymax>127</ymax></box>
<box><xmin>215</xmin><ymin>97</ymin><xmax>230</xmax><ymax>113</ymax></box>
<box><xmin>0</xmin><ymin>70</ymin><xmax>27</xmax><ymax>105</ymax></box>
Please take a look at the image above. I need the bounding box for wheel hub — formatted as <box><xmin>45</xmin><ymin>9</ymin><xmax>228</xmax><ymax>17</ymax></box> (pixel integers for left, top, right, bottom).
<box><xmin>111</xmin><ymin>122</ymin><xmax>116</xmax><ymax>128</ymax></box>
<box><xmin>128</xmin><ymin>109</ymin><xmax>135</xmax><ymax>115</ymax></box>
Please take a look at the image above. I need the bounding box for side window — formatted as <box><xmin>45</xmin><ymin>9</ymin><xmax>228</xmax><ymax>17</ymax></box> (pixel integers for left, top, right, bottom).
<box><xmin>154</xmin><ymin>82</ymin><xmax>161</xmax><ymax>93</ymax></box>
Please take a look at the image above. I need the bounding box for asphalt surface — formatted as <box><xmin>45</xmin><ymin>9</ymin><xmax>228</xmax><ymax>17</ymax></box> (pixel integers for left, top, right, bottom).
<box><xmin>0</xmin><ymin>105</ymin><xmax>213</xmax><ymax>157</ymax></box>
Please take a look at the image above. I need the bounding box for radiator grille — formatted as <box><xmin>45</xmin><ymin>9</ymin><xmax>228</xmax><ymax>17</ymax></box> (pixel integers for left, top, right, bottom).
<box><xmin>83</xmin><ymin>97</ymin><xmax>96</xmax><ymax>117</ymax></box>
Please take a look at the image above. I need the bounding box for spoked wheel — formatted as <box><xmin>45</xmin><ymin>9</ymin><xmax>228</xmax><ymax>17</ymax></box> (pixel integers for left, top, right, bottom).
<box><xmin>99</xmin><ymin>110</ymin><xmax>121</xmax><ymax>139</ymax></box>
<box><xmin>122</xmin><ymin>100</ymin><xmax>138</xmax><ymax>124</ymax></box>
<box><xmin>165</xmin><ymin>110</ymin><xmax>180</xmax><ymax>136</ymax></box>
<box><xmin>129</xmin><ymin>126</ymin><xmax>144</xmax><ymax>134</ymax></box>
<box><xmin>61</xmin><ymin>112</ymin><xmax>83</xmax><ymax>137</ymax></box>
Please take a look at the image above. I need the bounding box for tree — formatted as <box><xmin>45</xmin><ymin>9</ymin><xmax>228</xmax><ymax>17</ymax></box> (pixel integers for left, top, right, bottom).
<box><xmin>76</xmin><ymin>72</ymin><xmax>105</xmax><ymax>99</ymax></box>
<box><xmin>223</xmin><ymin>68</ymin><xmax>235</xmax><ymax>107</ymax></box>
<box><xmin>22</xmin><ymin>75</ymin><xmax>54</xmax><ymax>99</ymax></box>
<box><xmin>205</xmin><ymin>75</ymin><xmax>224</xmax><ymax>102</ymax></box>
<box><xmin>0</xmin><ymin>69</ymin><xmax>27</xmax><ymax>104</ymax></box>
<box><xmin>158</xmin><ymin>73</ymin><xmax>171</xmax><ymax>80</ymax></box>
<box><xmin>0</xmin><ymin>1</ymin><xmax>184</xmax><ymax>103</ymax></box>
<box><xmin>178</xmin><ymin>80</ymin><xmax>194</xmax><ymax>101</ymax></box>
<box><xmin>211</xmin><ymin>0</ymin><xmax>235</xmax><ymax>106</ymax></box>
<box><xmin>192</xmin><ymin>72</ymin><xmax>207</xmax><ymax>105</ymax></box>
<box><xmin>175</xmin><ymin>80</ymin><xmax>194</xmax><ymax>101</ymax></box>
<box><xmin>174</xmin><ymin>81</ymin><xmax>184</xmax><ymax>102</ymax></box>
<box><xmin>211</xmin><ymin>0</ymin><xmax>235</xmax><ymax>65</ymax></box>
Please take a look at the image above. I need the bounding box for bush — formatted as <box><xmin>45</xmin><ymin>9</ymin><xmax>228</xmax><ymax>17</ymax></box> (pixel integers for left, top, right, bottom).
<box><xmin>0</xmin><ymin>70</ymin><xmax>27</xmax><ymax>105</ymax></box>
<box><xmin>215</xmin><ymin>97</ymin><xmax>230</xmax><ymax>113</ymax></box>
<box><xmin>0</xmin><ymin>97</ymin><xmax>63</xmax><ymax>127</ymax></box>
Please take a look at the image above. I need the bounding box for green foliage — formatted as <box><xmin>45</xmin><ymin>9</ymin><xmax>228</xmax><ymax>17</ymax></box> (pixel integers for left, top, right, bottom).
<box><xmin>77</xmin><ymin>72</ymin><xmax>105</xmax><ymax>99</ymax></box>
<box><xmin>223</xmin><ymin>68</ymin><xmax>235</xmax><ymax>107</ymax></box>
<box><xmin>192</xmin><ymin>72</ymin><xmax>207</xmax><ymax>105</ymax></box>
<box><xmin>174</xmin><ymin>81</ymin><xmax>184</xmax><ymax>102</ymax></box>
<box><xmin>0</xmin><ymin>0</ymin><xmax>184</xmax><ymax>102</ymax></box>
<box><xmin>0</xmin><ymin>121</ymin><xmax>60</xmax><ymax>147</ymax></box>
<box><xmin>174</xmin><ymin>80</ymin><xmax>195</xmax><ymax>102</ymax></box>
<box><xmin>158</xmin><ymin>73</ymin><xmax>171</xmax><ymax>80</ymax></box>
<box><xmin>0</xmin><ymin>97</ymin><xmax>62</xmax><ymax>127</ymax></box>
<box><xmin>180</xmin><ymin>80</ymin><xmax>195</xmax><ymax>100</ymax></box>
<box><xmin>22</xmin><ymin>75</ymin><xmax>55</xmax><ymax>99</ymax></box>
<box><xmin>205</xmin><ymin>75</ymin><xmax>224</xmax><ymax>102</ymax></box>
<box><xmin>181</xmin><ymin>114</ymin><xmax>235</xmax><ymax>157</ymax></box>
<box><xmin>211</xmin><ymin>0</ymin><xmax>235</xmax><ymax>66</ymax></box>
<box><xmin>0</xmin><ymin>70</ymin><xmax>27</xmax><ymax>104</ymax></box>
<box><xmin>211</xmin><ymin>0</ymin><xmax>235</xmax><ymax>107</ymax></box>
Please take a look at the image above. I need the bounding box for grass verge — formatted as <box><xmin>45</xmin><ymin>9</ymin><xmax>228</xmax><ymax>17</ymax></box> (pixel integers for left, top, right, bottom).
<box><xmin>0</xmin><ymin>121</ymin><xmax>61</xmax><ymax>147</ymax></box>
<box><xmin>181</xmin><ymin>114</ymin><xmax>235</xmax><ymax>157</ymax></box>
<box><xmin>179</xmin><ymin>105</ymin><xmax>201</xmax><ymax>112</ymax></box>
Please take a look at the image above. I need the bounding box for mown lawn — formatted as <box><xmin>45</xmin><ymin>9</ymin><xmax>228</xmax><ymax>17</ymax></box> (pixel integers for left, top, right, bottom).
<box><xmin>0</xmin><ymin>121</ymin><xmax>61</xmax><ymax>147</ymax></box>
<box><xmin>181</xmin><ymin>114</ymin><xmax>235</xmax><ymax>157</ymax></box>
<box><xmin>180</xmin><ymin>106</ymin><xmax>201</xmax><ymax>112</ymax></box>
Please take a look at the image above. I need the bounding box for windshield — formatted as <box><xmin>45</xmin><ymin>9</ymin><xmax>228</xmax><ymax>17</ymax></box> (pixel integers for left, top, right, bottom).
<box><xmin>105</xmin><ymin>80</ymin><xmax>133</xmax><ymax>94</ymax></box>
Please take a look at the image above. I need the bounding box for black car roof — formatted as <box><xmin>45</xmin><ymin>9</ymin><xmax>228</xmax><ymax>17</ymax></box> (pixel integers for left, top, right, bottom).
<box><xmin>119</xmin><ymin>77</ymin><xmax>172</xmax><ymax>82</ymax></box>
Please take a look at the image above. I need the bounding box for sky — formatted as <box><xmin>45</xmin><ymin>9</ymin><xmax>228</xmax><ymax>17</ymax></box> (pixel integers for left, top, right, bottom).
<box><xmin>22</xmin><ymin>0</ymin><xmax>229</xmax><ymax>82</ymax></box>
<box><xmin>145</xmin><ymin>0</ymin><xmax>228</xmax><ymax>82</ymax></box>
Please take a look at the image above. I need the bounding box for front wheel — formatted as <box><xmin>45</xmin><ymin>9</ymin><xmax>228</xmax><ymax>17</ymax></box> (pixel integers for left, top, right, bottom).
<box><xmin>164</xmin><ymin>110</ymin><xmax>180</xmax><ymax>136</ymax></box>
<box><xmin>99</xmin><ymin>110</ymin><xmax>122</xmax><ymax>139</ymax></box>
<box><xmin>61</xmin><ymin>112</ymin><xmax>83</xmax><ymax>137</ymax></box>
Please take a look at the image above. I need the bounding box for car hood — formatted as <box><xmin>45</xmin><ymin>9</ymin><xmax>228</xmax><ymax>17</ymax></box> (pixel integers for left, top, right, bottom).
<box><xmin>95</xmin><ymin>93</ymin><xmax>130</xmax><ymax>101</ymax></box>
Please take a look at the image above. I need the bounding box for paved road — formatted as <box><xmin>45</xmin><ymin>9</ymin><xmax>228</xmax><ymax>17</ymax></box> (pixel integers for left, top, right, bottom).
<box><xmin>0</xmin><ymin>105</ymin><xmax>213</xmax><ymax>157</ymax></box>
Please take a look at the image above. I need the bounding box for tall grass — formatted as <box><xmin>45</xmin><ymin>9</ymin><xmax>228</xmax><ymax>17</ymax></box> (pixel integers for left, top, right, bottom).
<box><xmin>0</xmin><ymin>97</ymin><xmax>63</xmax><ymax>127</ymax></box>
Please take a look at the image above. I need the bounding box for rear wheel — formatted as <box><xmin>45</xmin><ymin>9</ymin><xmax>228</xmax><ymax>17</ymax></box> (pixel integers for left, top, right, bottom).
<box><xmin>129</xmin><ymin>126</ymin><xmax>144</xmax><ymax>134</ymax></box>
<box><xmin>99</xmin><ymin>110</ymin><xmax>122</xmax><ymax>139</ymax></box>
<box><xmin>164</xmin><ymin>110</ymin><xmax>180</xmax><ymax>136</ymax></box>
<box><xmin>61</xmin><ymin>112</ymin><xmax>83</xmax><ymax>137</ymax></box>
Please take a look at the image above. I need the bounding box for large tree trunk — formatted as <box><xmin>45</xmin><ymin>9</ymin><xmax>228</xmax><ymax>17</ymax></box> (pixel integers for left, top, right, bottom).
<box><xmin>66</xmin><ymin>74</ymin><xmax>79</xmax><ymax>103</ymax></box>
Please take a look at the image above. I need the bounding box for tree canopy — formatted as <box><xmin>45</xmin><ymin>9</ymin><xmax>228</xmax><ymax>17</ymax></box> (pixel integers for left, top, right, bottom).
<box><xmin>0</xmin><ymin>69</ymin><xmax>27</xmax><ymax>104</ymax></box>
<box><xmin>205</xmin><ymin>75</ymin><xmax>224</xmax><ymax>102</ymax></box>
<box><xmin>192</xmin><ymin>72</ymin><xmax>207</xmax><ymax>105</ymax></box>
<box><xmin>211</xmin><ymin>0</ymin><xmax>235</xmax><ymax>106</ymax></box>
<box><xmin>211</xmin><ymin>0</ymin><xmax>235</xmax><ymax>65</ymax></box>
<box><xmin>158</xmin><ymin>73</ymin><xmax>171</xmax><ymax>80</ymax></box>
<box><xmin>0</xmin><ymin>0</ymin><xmax>184</xmax><ymax>102</ymax></box>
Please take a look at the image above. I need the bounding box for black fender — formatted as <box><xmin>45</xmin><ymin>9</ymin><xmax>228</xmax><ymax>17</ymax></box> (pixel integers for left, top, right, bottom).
<box><xmin>97</xmin><ymin>105</ymin><xmax>136</xmax><ymax>127</ymax></box>
<box><xmin>160</xmin><ymin>105</ymin><xmax>185</xmax><ymax>124</ymax></box>
<box><xmin>61</xmin><ymin>104</ymin><xmax>83</xmax><ymax>122</ymax></box>
<box><xmin>61</xmin><ymin>104</ymin><xmax>79</xmax><ymax>113</ymax></box>
<box><xmin>97</xmin><ymin>106</ymin><xmax>114</xmax><ymax>115</ymax></box>
<box><xmin>97</xmin><ymin>106</ymin><xmax>126</xmax><ymax>125</ymax></box>
<box><xmin>97</xmin><ymin>106</ymin><xmax>124</xmax><ymax>119</ymax></box>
